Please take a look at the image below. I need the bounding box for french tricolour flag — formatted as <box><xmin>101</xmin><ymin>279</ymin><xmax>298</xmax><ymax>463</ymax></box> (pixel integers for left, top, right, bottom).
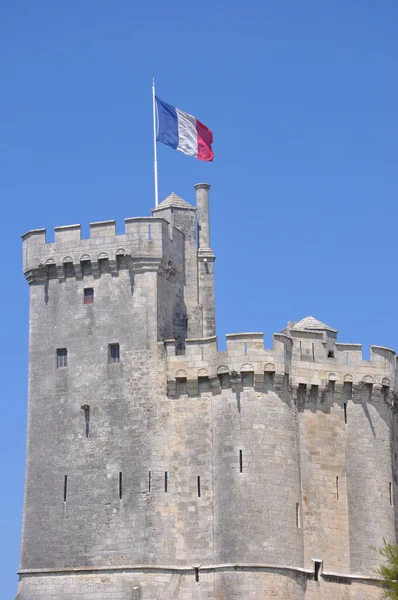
<box><xmin>155</xmin><ymin>97</ymin><xmax>214</xmax><ymax>162</ymax></box>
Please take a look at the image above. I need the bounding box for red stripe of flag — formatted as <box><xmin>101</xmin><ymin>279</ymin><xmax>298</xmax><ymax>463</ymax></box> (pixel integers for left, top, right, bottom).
<box><xmin>196</xmin><ymin>119</ymin><xmax>214</xmax><ymax>162</ymax></box>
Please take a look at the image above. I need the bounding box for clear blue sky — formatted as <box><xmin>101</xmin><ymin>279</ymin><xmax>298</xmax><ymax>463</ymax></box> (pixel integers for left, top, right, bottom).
<box><xmin>1</xmin><ymin>1</ymin><xmax>397</xmax><ymax>597</ymax></box>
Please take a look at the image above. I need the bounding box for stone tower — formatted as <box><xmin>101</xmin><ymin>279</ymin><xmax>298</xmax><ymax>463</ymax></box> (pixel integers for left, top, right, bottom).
<box><xmin>17</xmin><ymin>184</ymin><xmax>397</xmax><ymax>599</ymax></box>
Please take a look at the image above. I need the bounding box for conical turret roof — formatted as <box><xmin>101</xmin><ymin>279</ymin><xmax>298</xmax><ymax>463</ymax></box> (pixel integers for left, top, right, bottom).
<box><xmin>291</xmin><ymin>316</ymin><xmax>337</xmax><ymax>333</ymax></box>
<box><xmin>152</xmin><ymin>192</ymin><xmax>195</xmax><ymax>212</ymax></box>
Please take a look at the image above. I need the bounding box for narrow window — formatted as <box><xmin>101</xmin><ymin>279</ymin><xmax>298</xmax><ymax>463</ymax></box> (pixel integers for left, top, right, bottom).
<box><xmin>119</xmin><ymin>472</ymin><xmax>122</xmax><ymax>500</ymax></box>
<box><xmin>336</xmin><ymin>476</ymin><xmax>339</xmax><ymax>500</ymax></box>
<box><xmin>197</xmin><ymin>476</ymin><xmax>201</xmax><ymax>497</ymax></box>
<box><xmin>239</xmin><ymin>450</ymin><xmax>243</xmax><ymax>473</ymax></box>
<box><xmin>81</xmin><ymin>404</ymin><xmax>90</xmax><ymax>438</ymax></box>
<box><xmin>327</xmin><ymin>350</ymin><xmax>335</xmax><ymax>358</ymax></box>
<box><xmin>148</xmin><ymin>224</ymin><xmax>152</xmax><ymax>241</ymax></box>
<box><xmin>390</xmin><ymin>482</ymin><xmax>393</xmax><ymax>506</ymax></box>
<box><xmin>57</xmin><ymin>348</ymin><xmax>67</xmax><ymax>368</ymax></box>
<box><xmin>296</xmin><ymin>502</ymin><xmax>300</xmax><ymax>528</ymax></box>
<box><xmin>312</xmin><ymin>343</ymin><xmax>315</xmax><ymax>362</ymax></box>
<box><xmin>194</xmin><ymin>567</ymin><xmax>199</xmax><ymax>582</ymax></box>
<box><xmin>148</xmin><ymin>471</ymin><xmax>151</xmax><ymax>492</ymax></box>
<box><xmin>63</xmin><ymin>475</ymin><xmax>68</xmax><ymax>503</ymax></box>
<box><xmin>299</xmin><ymin>341</ymin><xmax>303</xmax><ymax>360</ymax></box>
<box><xmin>343</xmin><ymin>403</ymin><xmax>347</xmax><ymax>424</ymax></box>
<box><xmin>244</xmin><ymin>342</ymin><xmax>248</xmax><ymax>355</ymax></box>
<box><xmin>83</xmin><ymin>288</ymin><xmax>94</xmax><ymax>304</ymax></box>
<box><xmin>109</xmin><ymin>343</ymin><xmax>120</xmax><ymax>364</ymax></box>
<box><xmin>164</xmin><ymin>471</ymin><xmax>168</xmax><ymax>492</ymax></box>
<box><xmin>345</xmin><ymin>351</ymin><xmax>349</xmax><ymax>366</ymax></box>
<box><xmin>314</xmin><ymin>560</ymin><xmax>322</xmax><ymax>581</ymax></box>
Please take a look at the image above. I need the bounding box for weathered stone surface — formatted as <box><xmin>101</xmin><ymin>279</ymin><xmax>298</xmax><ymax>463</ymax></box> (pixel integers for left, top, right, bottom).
<box><xmin>17</xmin><ymin>184</ymin><xmax>396</xmax><ymax>599</ymax></box>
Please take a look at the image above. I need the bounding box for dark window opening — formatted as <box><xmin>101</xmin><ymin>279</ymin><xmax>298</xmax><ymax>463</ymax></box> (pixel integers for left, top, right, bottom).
<box><xmin>241</xmin><ymin>371</ymin><xmax>254</xmax><ymax>387</ymax></box>
<box><xmin>198</xmin><ymin>376</ymin><xmax>211</xmax><ymax>393</ymax></box>
<box><xmin>239</xmin><ymin>450</ymin><xmax>243</xmax><ymax>473</ymax></box>
<box><xmin>164</xmin><ymin>471</ymin><xmax>168</xmax><ymax>492</ymax></box>
<box><xmin>218</xmin><ymin>373</ymin><xmax>230</xmax><ymax>389</ymax></box>
<box><xmin>194</xmin><ymin>567</ymin><xmax>199</xmax><ymax>582</ymax></box>
<box><xmin>176</xmin><ymin>377</ymin><xmax>187</xmax><ymax>395</ymax></box>
<box><xmin>63</xmin><ymin>475</ymin><xmax>68</xmax><ymax>503</ymax></box>
<box><xmin>119</xmin><ymin>472</ymin><xmax>122</xmax><ymax>500</ymax></box>
<box><xmin>109</xmin><ymin>343</ymin><xmax>120</xmax><ymax>363</ymax></box>
<box><xmin>197</xmin><ymin>476</ymin><xmax>201</xmax><ymax>497</ymax></box>
<box><xmin>83</xmin><ymin>288</ymin><xmax>94</xmax><ymax>304</ymax></box>
<box><xmin>57</xmin><ymin>348</ymin><xmax>67</xmax><ymax>368</ymax></box>
<box><xmin>314</xmin><ymin>560</ymin><xmax>322</xmax><ymax>581</ymax></box>
<box><xmin>344</xmin><ymin>403</ymin><xmax>347</xmax><ymax>424</ymax></box>
<box><xmin>264</xmin><ymin>371</ymin><xmax>275</xmax><ymax>392</ymax></box>
<box><xmin>336</xmin><ymin>476</ymin><xmax>339</xmax><ymax>500</ymax></box>
<box><xmin>148</xmin><ymin>471</ymin><xmax>151</xmax><ymax>492</ymax></box>
<box><xmin>81</xmin><ymin>404</ymin><xmax>90</xmax><ymax>438</ymax></box>
<box><xmin>327</xmin><ymin>350</ymin><xmax>335</xmax><ymax>358</ymax></box>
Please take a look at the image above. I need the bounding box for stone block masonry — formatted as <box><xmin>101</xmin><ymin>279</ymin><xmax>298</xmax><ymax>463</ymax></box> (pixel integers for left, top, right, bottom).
<box><xmin>16</xmin><ymin>184</ymin><xmax>396</xmax><ymax>599</ymax></box>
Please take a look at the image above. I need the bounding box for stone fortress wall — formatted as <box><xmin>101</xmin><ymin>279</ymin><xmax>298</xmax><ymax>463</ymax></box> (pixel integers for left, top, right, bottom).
<box><xmin>17</xmin><ymin>184</ymin><xmax>398</xmax><ymax>599</ymax></box>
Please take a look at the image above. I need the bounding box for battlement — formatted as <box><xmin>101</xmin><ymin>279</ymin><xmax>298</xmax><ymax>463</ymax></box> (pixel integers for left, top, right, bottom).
<box><xmin>165</xmin><ymin>320</ymin><xmax>397</xmax><ymax>398</ymax></box>
<box><xmin>22</xmin><ymin>216</ymin><xmax>185</xmax><ymax>283</ymax></box>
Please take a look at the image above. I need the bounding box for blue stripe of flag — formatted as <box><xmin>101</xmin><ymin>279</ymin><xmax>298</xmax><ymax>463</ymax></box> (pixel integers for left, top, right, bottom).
<box><xmin>156</xmin><ymin>97</ymin><xmax>179</xmax><ymax>150</ymax></box>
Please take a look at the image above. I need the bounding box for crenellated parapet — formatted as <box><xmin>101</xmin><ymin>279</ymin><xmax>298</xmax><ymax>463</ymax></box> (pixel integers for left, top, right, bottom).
<box><xmin>164</xmin><ymin>317</ymin><xmax>397</xmax><ymax>404</ymax></box>
<box><xmin>22</xmin><ymin>217</ymin><xmax>184</xmax><ymax>284</ymax></box>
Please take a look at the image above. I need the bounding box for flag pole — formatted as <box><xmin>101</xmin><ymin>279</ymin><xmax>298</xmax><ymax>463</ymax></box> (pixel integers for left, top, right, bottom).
<box><xmin>152</xmin><ymin>77</ymin><xmax>159</xmax><ymax>207</ymax></box>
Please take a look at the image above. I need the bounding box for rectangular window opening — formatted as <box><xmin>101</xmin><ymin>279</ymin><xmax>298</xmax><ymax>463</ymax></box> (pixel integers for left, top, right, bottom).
<box><xmin>264</xmin><ymin>371</ymin><xmax>275</xmax><ymax>393</ymax></box>
<box><xmin>119</xmin><ymin>472</ymin><xmax>122</xmax><ymax>500</ymax></box>
<box><xmin>176</xmin><ymin>377</ymin><xmax>187</xmax><ymax>396</ymax></box>
<box><xmin>109</xmin><ymin>343</ymin><xmax>120</xmax><ymax>364</ymax></box>
<box><xmin>336</xmin><ymin>476</ymin><xmax>339</xmax><ymax>500</ymax></box>
<box><xmin>198</xmin><ymin>376</ymin><xmax>211</xmax><ymax>394</ymax></box>
<box><xmin>84</xmin><ymin>406</ymin><xmax>90</xmax><ymax>438</ymax></box>
<box><xmin>299</xmin><ymin>341</ymin><xmax>303</xmax><ymax>361</ymax></box>
<box><xmin>57</xmin><ymin>348</ymin><xmax>68</xmax><ymax>368</ymax></box>
<box><xmin>312</xmin><ymin>343</ymin><xmax>315</xmax><ymax>362</ymax></box>
<box><xmin>241</xmin><ymin>371</ymin><xmax>254</xmax><ymax>388</ymax></box>
<box><xmin>327</xmin><ymin>350</ymin><xmax>335</xmax><ymax>359</ymax></box>
<box><xmin>164</xmin><ymin>471</ymin><xmax>168</xmax><ymax>492</ymax></box>
<box><xmin>344</xmin><ymin>403</ymin><xmax>347</xmax><ymax>425</ymax></box>
<box><xmin>296</xmin><ymin>502</ymin><xmax>300</xmax><ymax>528</ymax></box>
<box><xmin>63</xmin><ymin>475</ymin><xmax>68</xmax><ymax>503</ymax></box>
<box><xmin>197</xmin><ymin>476</ymin><xmax>201</xmax><ymax>497</ymax></box>
<box><xmin>239</xmin><ymin>450</ymin><xmax>243</xmax><ymax>473</ymax></box>
<box><xmin>390</xmin><ymin>482</ymin><xmax>393</xmax><ymax>507</ymax></box>
<box><xmin>218</xmin><ymin>373</ymin><xmax>230</xmax><ymax>390</ymax></box>
<box><xmin>83</xmin><ymin>288</ymin><xmax>94</xmax><ymax>304</ymax></box>
<box><xmin>194</xmin><ymin>567</ymin><xmax>199</xmax><ymax>582</ymax></box>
